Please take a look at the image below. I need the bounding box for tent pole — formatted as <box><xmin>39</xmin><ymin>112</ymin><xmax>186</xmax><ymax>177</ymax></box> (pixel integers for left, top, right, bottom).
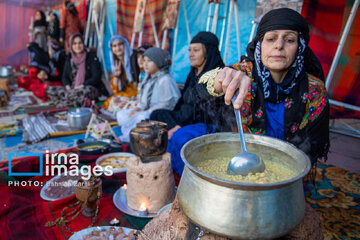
<box><xmin>330</xmin><ymin>99</ymin><xmax>360</xmax><ymax>112</ymax></box>
<box><xmin>161</xmin><ymin>29</ymin><xmax>168</xmax><ymax>49</ymax></box>
<box><xmin>84</xmin><ymin>0</ymin><xmax>95</xmax><ymax>46</ymax></box>
<box><xmin>248</xmin><ymin>20</ymin><xmax>257</xmax><ymax>43</ymax></box>
<box><xmin>325</xmin><ymin>0</ymin><xmax>359</xmax><ymax>90</ymax></box>
<box><xmin>171</xmin><ymin>18</ymin><xmax>180</xmax><ymax>76</ymax></box>
<box><xmin>206</xmin><ymin>3</ymin><xmax>213</xmax><ymax>32</ymax></box>
<box><xmin>146</xmin><ymin>0</ymin><xmax>160</xmax><ymax>47</ymax></box>
<box><xmin>224</xmin><ymin>0</ymin><xmax>234</xmax><ymax>65</ymax></box>
<box><xmin>233</xmin><ymin>0</ymin><xmax>241</xmax><ymax>59</ymax></box>
<box><xmin>131</xmin><ymin>32</ymin><xmax>136</xmax><ymax>48</ymax></box>
<box><xmin>138</xmin><ymin>31</ymin><xmax>143</xmax><ymax>47</ymax></box>
<box><xmin>211</xmin><ymin>2</ymin><xmax>220</xmax><ymax>34</ymax></box>
<box><xmin>181</xmin><ymin>0</ymin><xmax>191</xmax><ymax>44</ymax></box>
<box><xmin>93</xmin><ymin>10</ymin><xmax>109</xmax><ymax>82</ymax></box>
<box><xmin>219</xmin><ymin>0</ymin><xmax>229</xmax><ymax>51</ymax></box>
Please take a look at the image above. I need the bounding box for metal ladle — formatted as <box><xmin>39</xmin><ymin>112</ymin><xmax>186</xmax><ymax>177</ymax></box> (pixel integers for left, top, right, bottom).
<box><xmin>227</xmin><ymin>92</ymin><xmax>265</xmax><ymax>176</ymax></box>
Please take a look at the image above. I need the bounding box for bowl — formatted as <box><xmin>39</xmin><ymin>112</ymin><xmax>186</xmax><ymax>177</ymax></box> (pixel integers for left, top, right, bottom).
<box><xmin>67</xmin><ymin>107</ymin><xmax>93</xmax><ymax>130</ymax></box>
<box><xmin>77</xmin><ymin>141</ymin><xmax>110</xmax><ymax>156</ymax></box>
<box><xmin>96</xmin><ymin>152</ymin><xmax>135</xmax><ymax>173</ymax></box>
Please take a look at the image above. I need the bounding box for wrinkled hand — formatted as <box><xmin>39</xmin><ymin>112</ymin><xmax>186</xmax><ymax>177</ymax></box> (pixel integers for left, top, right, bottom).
<box><xmin>129</xmin><ymin>107</ymin><xmax>140</xmax><ymax>117</ymax></box>
<box><xmin>214</xmin><ymin>67</ymin><xmax>251</xmax><ymax>110</ymax></box>
<box><xmin>168</xmin><ymin>125</ymin><xmax>181</xmax><ymax>140</ymax></box>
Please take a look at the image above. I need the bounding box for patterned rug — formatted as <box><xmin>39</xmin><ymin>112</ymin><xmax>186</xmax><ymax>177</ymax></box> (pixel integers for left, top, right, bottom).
<box><xmin>305</xmin><ymin>162</ymin><xmax>360</xmax><ymax>240</ymax></box>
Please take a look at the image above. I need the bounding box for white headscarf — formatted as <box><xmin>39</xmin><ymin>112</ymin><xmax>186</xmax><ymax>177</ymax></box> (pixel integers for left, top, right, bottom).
<box><xmin>109</xmin><ymin>35</ymin><xmax>133</xmax><ymax>84</ymax></box>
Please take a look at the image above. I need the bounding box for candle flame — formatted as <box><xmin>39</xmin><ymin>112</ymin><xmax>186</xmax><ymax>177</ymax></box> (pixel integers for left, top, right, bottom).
<box><xmin>97</xmin><ymin>226</ymin><xmax>101</xmax><ymax>230</ymax></box>
<box><xmin>113</xmin><ymin>218</ymin><xmax>118</xmax><ymax>222</ymax></box>
<box><xmin>122</xmin><ymin>184</ymin><xmax>127</xmax><ymax>189</ymax></box>
<box><xmin>139</xmin><ymin>202</ymin><xmax>146</xmax><ymax>211</ymax></box>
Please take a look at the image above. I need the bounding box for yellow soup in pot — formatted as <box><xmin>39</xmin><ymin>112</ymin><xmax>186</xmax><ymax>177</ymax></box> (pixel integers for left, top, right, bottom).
<box><xmin>194</xmin><ymin>156</ymin><xmax>297</xmax><ymax>184</ymax></box>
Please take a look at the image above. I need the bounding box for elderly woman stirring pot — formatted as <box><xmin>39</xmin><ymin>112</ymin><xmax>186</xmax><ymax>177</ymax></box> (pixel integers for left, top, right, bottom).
<box><xmin>203</xmin><ymin>8</ymin><xmax>329</xmax><ymax>165</ymax></box>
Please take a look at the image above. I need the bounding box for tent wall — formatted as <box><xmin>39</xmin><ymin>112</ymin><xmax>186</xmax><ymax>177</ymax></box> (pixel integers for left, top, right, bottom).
<box><xmin>0</xmin><ymin>3</ymin><xmax>35</xmax><ymax>67</ymax></box>
<box><xmin>171</xmin><ymin>0</ymin><xmax>257</xmax><ymax>84</ymax></box>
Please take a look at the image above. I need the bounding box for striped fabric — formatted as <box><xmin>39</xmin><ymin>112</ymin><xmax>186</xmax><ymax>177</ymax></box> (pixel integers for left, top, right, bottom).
<box><xmin>116</xmin><ymin>0</ymin><xmax>168</xmax><ymax>49</ymax></box>
<box><xmin>302</xmin><ymin>0</ymin><xmax>360</xmax><ymax>118</ymax></box>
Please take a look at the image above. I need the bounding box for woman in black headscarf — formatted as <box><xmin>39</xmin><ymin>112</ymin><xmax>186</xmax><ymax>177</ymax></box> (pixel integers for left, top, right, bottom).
<box><xmin>205</xmin><ymin>8</ymin><xmax>329</xmax><ymax>164</ymax></box>
<box><xmin>151</xmin><ymin>32</ymin><xmax>236</xmax><ymax>175</ymax></box>
<box><xmin>150</xmin><ymin>31</ymin><xmax>227</xmax><ymax>137</ymax></box>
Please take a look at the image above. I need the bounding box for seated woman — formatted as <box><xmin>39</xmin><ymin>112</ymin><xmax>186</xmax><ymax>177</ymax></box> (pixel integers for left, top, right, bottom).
<box><xmin>150</xmin><ymin>32</ymin><xmax>231</xmax><ymax>138</ymax></box>
<box><xmin>150</xmin><ymin>32</ymin><xmax>235</xmax><ymax>175</ymax></box>
<box><xmin>116</xmin><ymin>47</ymin><xmax>181</xmax><ymax>142</ymax></box>
<box><xmin>47</xmin><ymin>34</ymin><xmax>103</xmax><ymax>107</ymax></box>
<box><xmin>104</xmin><ymin>35</ymin><xmax>138</xmax><ymax>111</ymax></box>
<box><xmin>205</xmin><ymin>8</ymin><xmax>329</xmax><ymax>165</ymax></box>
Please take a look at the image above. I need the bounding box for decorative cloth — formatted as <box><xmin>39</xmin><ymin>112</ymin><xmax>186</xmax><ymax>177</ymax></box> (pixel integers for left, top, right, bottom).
<box><xmin>69</xmin><ymin>34</ymin><xmax>86</xmax><ymax>88</ymax></box>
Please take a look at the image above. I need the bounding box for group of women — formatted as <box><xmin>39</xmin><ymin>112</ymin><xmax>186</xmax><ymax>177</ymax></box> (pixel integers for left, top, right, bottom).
<box><xmin>151</xmin><ymin>8</ymin><xmax>328</xmax><ymax>175</ymax></box>
<box><xmin>30</xmin><ymin>7</ymin><xmax>329</xmax><ymax>174</ymax></box>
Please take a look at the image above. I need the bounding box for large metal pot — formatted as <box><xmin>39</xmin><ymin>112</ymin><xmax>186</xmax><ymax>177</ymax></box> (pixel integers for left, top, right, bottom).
<box><xmin>177</xmin><ymin>133</ymin><xmax>311</xmax><ymax>240</ymax></box>
<box><xmin>67</xmin><ymin>108</ymin><xmax>93</xmax><ymax>130</ymax></box>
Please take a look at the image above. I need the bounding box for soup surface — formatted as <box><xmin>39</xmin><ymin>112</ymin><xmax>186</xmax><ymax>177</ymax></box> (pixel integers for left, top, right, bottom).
<box><xmin>194</xmin><ymin>156</ymin><xmax>297</xmax><ymax>184</ymax></box>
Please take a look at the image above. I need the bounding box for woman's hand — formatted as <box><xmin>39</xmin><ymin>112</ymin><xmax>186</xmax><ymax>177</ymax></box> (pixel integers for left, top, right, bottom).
<box><xmin>65</xmin><ymin>85</ymin><xmax>71</xmax><ymax>91</ymax></box>
<box><xmin>214</xmin><ymin>67</ymin><xmax>251</xmax><ymax>110</ymax></box>
<box><xmin>75</xmin><ymin>84</ymin><xmax>84</xmax><ymax>89</ymax></box>
<box><xmin>129</xmin><ymin>107</ymin><xmax>141</xmax><ymax>117</ymax></box>
<box><xmin>114</xmin><ymin>61</ymin><xmax>122</xmax><ymax>77</ymax></box>
<box><xmin>168</xmin><ymin>125</ymin><xmax>181</xmax><ymax>140</ymax></box>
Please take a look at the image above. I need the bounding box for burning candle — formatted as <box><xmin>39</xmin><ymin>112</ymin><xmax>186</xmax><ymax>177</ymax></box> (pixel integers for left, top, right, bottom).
<box><xmin>137</xmin><ymin>202</ymin><xmax>147</xmax><ymax>216</ymax></box>
<box><xmin>110</xmin><ymin>218</ymin><xmax>120</xmax><ymax>226</ymax></box>
<box><xmin>121</xmin><ymin>184</ymin><xmax>127</xmax><ymax>190</ymax></box>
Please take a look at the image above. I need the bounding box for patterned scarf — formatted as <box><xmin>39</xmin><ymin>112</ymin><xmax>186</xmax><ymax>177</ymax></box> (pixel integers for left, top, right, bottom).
<box><xmin>139</xmin><ymin>70</ymin><xmax>167</xmax><ymax>110</ymax></box>
<box><xmin>69</xmin><ymin>34</ymin><xmax>87</xmax><ymax>87</ymax></box>
<box><xmin>254</xmin><ymin>35</ymin><xmax>306</xmax><ymax>103</ymax></box>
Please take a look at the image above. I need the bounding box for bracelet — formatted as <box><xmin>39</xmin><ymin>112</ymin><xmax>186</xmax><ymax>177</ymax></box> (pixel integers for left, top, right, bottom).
<box><xmin>198</xmin><ymin>67</ymin><xmax>224</xmax><ymax>97</ymax></box>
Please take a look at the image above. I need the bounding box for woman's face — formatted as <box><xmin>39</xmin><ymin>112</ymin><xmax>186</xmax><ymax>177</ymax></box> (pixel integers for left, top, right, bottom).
<box><xmin>189</xmin><ymin>43</ymin><xmax>206</xmax><ymax>69</ymax></box>
<box><xmin>137</xmin><ymin>53</ymin><xmax>144</xmax><ymax>68</ymax></box>
<box><xmin>35</xmin><ymin>11</ymin><xmax>42</xmax><ymax>21</ymax></box>
<box><xmin>111</xmin><ymin>40</ymin><xmax>124</xmax><ymax>59</ymax></box>
<box><xmin>71</xmin><ymin>36</ymin><xmax>85</xmax><ymax>55</ymax></box>
<box><xmin>261</xmin><ymin>30</ymin><xmax>298</xmax><ymax>73</ymax></box>
<box><xmin>143</xmin><ymin>56</ymin><xmax>159</xmax><ymax>75</ymax></box>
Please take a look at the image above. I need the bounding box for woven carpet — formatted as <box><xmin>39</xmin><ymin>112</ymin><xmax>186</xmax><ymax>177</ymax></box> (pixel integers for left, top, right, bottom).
<box><xmin>0</xmin><ymin>157</ymin><xmax>358</xmax><ymax>239</ymax></box>
<box><xmin>304</xmin><ymin>162</ymin><xmax>360</xmax><ymax>240</ymax></box>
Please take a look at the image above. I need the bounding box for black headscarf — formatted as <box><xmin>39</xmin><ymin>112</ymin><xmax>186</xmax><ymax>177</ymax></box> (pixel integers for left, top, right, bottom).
<box><xmin>243</xmin><ymin>8</ymin><xmax>329</xmax><ymax>164</ymax></box>
<box><xmin>247</xmin><ymin>8</ymin><xmax>325</xmax><ymax>83</ymax></box>
<box><xmin>34</xmin><ymin>10</ymin><xmax>47</xmax><ymax>28</ymax></box>
<box><xmin>177</xmin><ymin>31</ymin><xmax>224</xmax><ymax>106</ymax></box>
<box><xmin>181</xmin><ymin>31</ymin><xmax>225</xmax><ymax>92</ymax></box>
<box><xmin>177</xmin><ymin>32</ymin><xmax>233</xmax><ymax>131</ymax></box>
